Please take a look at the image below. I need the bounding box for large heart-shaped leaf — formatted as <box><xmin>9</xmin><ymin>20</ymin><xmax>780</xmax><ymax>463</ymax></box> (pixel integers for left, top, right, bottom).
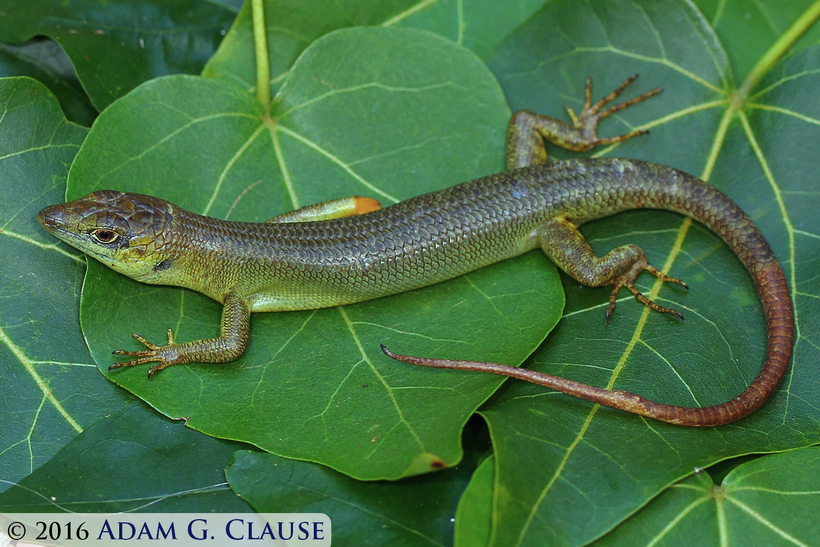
<box><xmin>0</xmin><ymin>77</ymin><xmax>130</xmax><ymax>494</ymax></box>
<box><xmin>69</xmin><ymin>27</ymin><xmax>564</xmax><ymax>480</ymax></box>
<box><xmin>460</xmin><ymin>0</ymin><xmax>820</xmax><ymax>544</ymax></box>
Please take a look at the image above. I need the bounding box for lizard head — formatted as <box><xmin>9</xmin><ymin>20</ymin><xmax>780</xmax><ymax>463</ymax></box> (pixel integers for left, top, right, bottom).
<box><xmin>38</xmin><ymin>190</ymin><xmax>182</xmax><ymax>283</ymax></box>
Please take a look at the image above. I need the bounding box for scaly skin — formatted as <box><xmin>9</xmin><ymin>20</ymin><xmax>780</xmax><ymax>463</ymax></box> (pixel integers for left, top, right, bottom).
<box><xmin>38</xmin><ymin>76</ymin><xmax>794</xmax><ymax>426</ymax></box>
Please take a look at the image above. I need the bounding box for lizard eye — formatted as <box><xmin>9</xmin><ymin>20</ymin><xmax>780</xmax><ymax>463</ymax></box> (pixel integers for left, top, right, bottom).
<box><xmin>91</xmin><ymin>228</ymin><xmax>119</xmax><ymax>244</ymax></box>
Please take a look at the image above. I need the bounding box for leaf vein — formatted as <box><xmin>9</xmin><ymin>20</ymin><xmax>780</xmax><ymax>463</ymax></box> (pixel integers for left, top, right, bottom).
<box><xmin>275</xmin><ymin>125</ymin><xmax>399</xmax><ymax>202</ymax></box>
<box><xmin>0</xmin><ymin>326</ymin><xmax>82</xmax><ymax>433</ymax></box>
<box><xmin>338</xmin><ymin>307</ymin><xmax>425</xmax><ymax>451</ymax></box>
<box><xmin>726</xmin><ymin>496</ymin><xmax>809</xmax><ymax>546</ymax></box>
<box><xmin>202</xmin><ymin>124</ymin><xmax>266</xmax><ymax>216</ymax></box>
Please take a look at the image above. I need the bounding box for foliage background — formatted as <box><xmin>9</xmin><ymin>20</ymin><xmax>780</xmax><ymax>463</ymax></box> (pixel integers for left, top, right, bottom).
<box><xmin>1</xmin><ymin>1</ymin><xmax>819</xmax><ymax>546</ymax></box>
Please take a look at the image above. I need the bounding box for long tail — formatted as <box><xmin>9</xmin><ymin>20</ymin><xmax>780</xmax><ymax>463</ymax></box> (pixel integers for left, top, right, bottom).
<box><xmin>381</xmin><ymin>166</ymin><xmax>794</xmax><ymax>427</ymax></box>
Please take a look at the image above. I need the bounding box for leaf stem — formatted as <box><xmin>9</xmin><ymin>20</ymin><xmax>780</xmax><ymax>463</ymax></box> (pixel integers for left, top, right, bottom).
<box><xmin>251</xmin><ymin>0</ymin><xmax>271</xmax><ymax>113</ymax></box>
<box><xmin>738</xmin><ymin>0</ymin><xmax>820</xmax><ymax>97</ymax></box>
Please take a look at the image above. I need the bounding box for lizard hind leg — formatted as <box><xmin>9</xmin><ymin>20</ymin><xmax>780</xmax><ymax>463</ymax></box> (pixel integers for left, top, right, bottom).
<box><xmin>536</xmin><ymin>218</ymin><xmax>686</xmax><ymax>322</ymax></box>
<box><xmin>505</xmin><ymin>74</ymin><xmax>662</xmax><ymax>169</ymax></box>
<box><xmin>570</xmin><ymin>74</ymin><xmax>663</xmax><ymax>149</ymax></box>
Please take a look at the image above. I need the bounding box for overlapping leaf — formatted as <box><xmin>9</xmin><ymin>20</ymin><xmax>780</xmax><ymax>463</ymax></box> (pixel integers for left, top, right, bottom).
<box><xmin>203</xmin><ymin>0</ymin><xmax>546</xmax><ymax>97</ymax></box>
<box><xmin>0</xmin><ymin>39</ymin><xmax>95</xmax><ymax>126</ymax></box>
<box><xmin>70</xmin><ymin>27</ymin><xmax>564</xmax><ymax>480</ymax></box>
<box><xmin>0</xmin><ymin>0</ymin><xmax>238</xmax><ymax>110</ymax></box>
<box><xmin>388</xmin><ymin>0</ymin><xmax>546</xmax><ymax>60</ymax></box>
<box><xmin>0</xmin><ymin>402</ymin><xmax>252</xmax><ymax>512</ymax></box>
<box><xmin>0</xmin><ymin>77</ymin><xmax>129</xmax><ymax>494</ymax></box>
<box><xmin>454</xmin><ymin>455</ymin><xmax>494</xmax><ymax>547</ymax></box>
<box><xmin>461</xmin><ymin>0</ymin><xmax>820</xmax><ymax>544</ymax></box>
<box><xmin>693</xmin><ymin>0</ymin><xmax>820</xmax><ymax>80</ymax></box>
<box><xmin>592</xmin><ymin>447</ymin><xmax>820</xmax><ymax>546</ymax></box>
<box><xmin>226</xmin><ymin>425</ymin><xmax>488</xmax><ymax>546</ymax></box>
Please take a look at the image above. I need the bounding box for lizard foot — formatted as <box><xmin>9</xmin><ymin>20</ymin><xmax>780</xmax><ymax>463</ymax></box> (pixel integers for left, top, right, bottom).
<box><xmin>111</xmin><ymin>329</ymin><xmax>184</xmax><ymax>378</ymax></box>
<box><xmin>565</xmin><ymin>74</ymin><xmax>662</xmax><ymax>151</ymax></box>
<box><xmin>606</xmin><ymin>260</ymin><xmax>687</xmax><ymax>322</ymax></box>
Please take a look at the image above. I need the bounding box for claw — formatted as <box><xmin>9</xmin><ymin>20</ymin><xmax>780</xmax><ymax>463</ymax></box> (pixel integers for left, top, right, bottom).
<box><xmin>645</xmin><ymin>264</ymin><xmax>688</xmax><ymax>290</ymax></box>
<box><xmin>626</xmin><ymin>282</ymin><xmax>684</xmax><ymax>321</ymax></box>
<box><xmin>595</xmin><ymin>75</ymin><xmax>662</xmax><ymax>120</ymax></box>
<box><xmin>606</xmin><ymin>287</ymin><xmax>619</xmax><ymax>323</ymax></box>
<box><xmin>110</xmin><ymin>329</ymin><xmax>177</xmax><ymax>378</ymax></box>
<box><xmin>564</xmin><ymin>104</ymin><xmax>579</xmax><ymax>124</ymax></box>
<box><xmin>589</xmin><ymin>74</ymin><xmax>632</xmax><ymax>115</ymax></box>
<box><xmin>594</xmin><ymin>129</ymin><xmax>649</xmax><ymax>147</ymax></box>
<box><xmin>562</xmin><ymin>74</ymin><xmax>663</xmax><ymax>153</ymax></box>
<box><xmin>606</xmin><ymin>262</ymin><xmax>687</xmax><ymax>322</ymax></box>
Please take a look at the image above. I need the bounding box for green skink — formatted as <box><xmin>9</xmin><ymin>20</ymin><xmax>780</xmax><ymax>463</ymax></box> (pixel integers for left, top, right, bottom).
<box><xmin>38</xmin><ymin>76</ymin><xmax>793</xmax><ymax>427</ymax></box>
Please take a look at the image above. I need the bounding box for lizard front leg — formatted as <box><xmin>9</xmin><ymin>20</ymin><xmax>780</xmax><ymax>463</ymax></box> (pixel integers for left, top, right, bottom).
<box><xmin>536</xmin><ymin>217</ymin><xmax>688</xmax><ymax>321</ymax></box>
<box><xmin>110</xmin><ymin>291</ymin><xmax>252</xmax><ymax>378</ymax></box>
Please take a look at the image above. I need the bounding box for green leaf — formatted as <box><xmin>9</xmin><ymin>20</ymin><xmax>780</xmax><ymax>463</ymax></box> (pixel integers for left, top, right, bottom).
<box><xmin>226</xmin><ymin>425</ymin><xmax>488</xmax><ymax>546</ymax></box>
<box><xmin>0</xmin><ymin>76</ymin><xmax>130</xmax><ymax>494</ymax></box>
<box><xmin>471</xmin><ymin>0</ymin><xmax>820</xmax><ymax>544</ymax></box>
<box><xmin>592</xmin><ymin>446</ymin><xmax>820</xmax><ymax>546</ymax></box>
<box><xmin>389</xmin><ymin>0</ymin><xmax>547</xmax><ymax>60</ymax></box>
<box><xmin>205</xmin><ymin>0</ymin><xmax>419</xmax><ymax>96</ymax></box>
<box><xmin>203</xmin><ymin>0</ymin><xmax>547</xmax><ymax>97</ymax></box>
<box><xmin>68</xmin><ymin>27</ymin><xmax>563</xmax><ymax>480</ymax></box>
<box><xmin>453</xmin><ymin>454</ymin><xmax>494</xmax><ymax>547</ymax></box>
<box><xmin>0</xmin><ymin>0</ymin><xmax>238</xmax><ymax>110</ymax></box>
<box><xmin>0</xmin><ymin>402</ymin><xmax>253</xmax><ymax>512</ymax></box>
<box><xmin>15</xmin><ymin>1</ymin><xmax>820</xmax><ymax>543</ymax></box>
<box><xmin>0</xmin><ymin>39</ymin><xmax>96</xmax><ymax>126</ymax></box>
<box><xmin>693</xmin><ymin>0</ymin><xmax>820</xmax><ymax>81</ymax></box>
